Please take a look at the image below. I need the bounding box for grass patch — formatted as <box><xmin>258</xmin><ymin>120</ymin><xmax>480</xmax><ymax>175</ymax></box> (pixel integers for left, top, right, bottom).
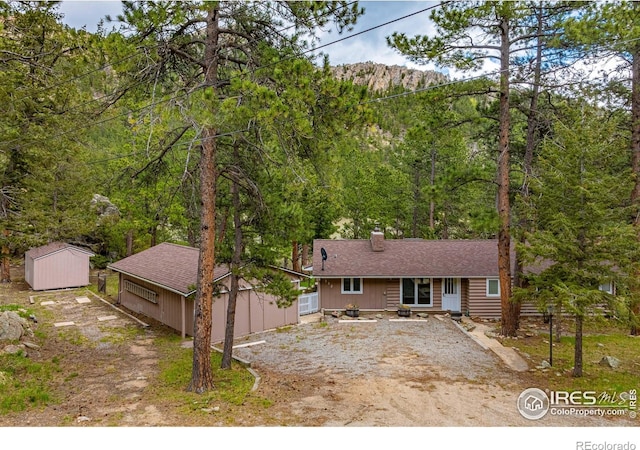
<box><xmin>503</xmin><ymin>318</ymin><xmax>640</xmax><ymax>396</ymax></box>
<box><xmin>86</xmin><ymin>274</ymin><xmax>120</xmax><ymax>300</ymax></box>
<box><xmin>98</xmin><ymin>324</ymin><xmax>146</xmax><ymax>344</ymax></box>
<box><xmin>0</xmin><ymin>304</ymin><xmax>36</xmax><ymax>320</ymax></box>
<box><xmin>148</xmin><ymin>336</ymin><xmax>271</xmax><ymax>425</ymax></box>
<box><xmin>0</xmin><ymin>352</ymin><xmax>60</xmax><ymax>414</ymax></box>
<box><xmin>56</xmin><ymin>327</ymin><xmax>91</xmax><ymax>347</ymax></box>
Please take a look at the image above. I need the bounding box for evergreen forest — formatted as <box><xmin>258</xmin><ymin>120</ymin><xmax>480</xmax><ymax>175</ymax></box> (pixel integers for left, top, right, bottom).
<box><xmin>2</xmin><ymin>1</ymin><xmax>640</xmax><ymax>384</ymax></box>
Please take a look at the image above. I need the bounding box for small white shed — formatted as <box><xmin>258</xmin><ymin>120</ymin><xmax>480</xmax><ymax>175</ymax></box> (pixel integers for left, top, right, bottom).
<box><xmin>25</xmin><ymin>242</ymin><xmax>95</xmax><ymax>291</ymax></box>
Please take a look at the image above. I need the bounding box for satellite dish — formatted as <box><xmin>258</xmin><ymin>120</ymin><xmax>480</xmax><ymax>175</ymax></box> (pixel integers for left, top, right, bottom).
<box><xmin>321</xmin><ymin>247</ymin><xmax>327</xmax><ymax>270</ymax></box>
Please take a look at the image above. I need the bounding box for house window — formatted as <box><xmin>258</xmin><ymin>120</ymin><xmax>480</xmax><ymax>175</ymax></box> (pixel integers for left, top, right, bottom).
<box><xmin>342</xmin><ymin>277</ymin><xmax>362</xmax><ymax>294</ymax></box>
<box><xmin>124</xmin><ymin>279</ymin><xmax>158</xmax><ymax>303</ymax></box>
<box><xmin>599</xmin><ymin>282</ymin><xmax>613</xmax><ymax>295</ymax></box>
<box><xmin>486</xmin><ymin>279</ymin><xmax>500</xmax><ymax>297</ymax></box>
<box><xmin>401</xmin><ymin>278</ymin><xmax>432</xmax><ymax>306</ymax></box>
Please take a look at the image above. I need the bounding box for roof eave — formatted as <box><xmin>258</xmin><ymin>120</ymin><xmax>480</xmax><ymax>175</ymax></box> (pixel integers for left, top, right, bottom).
<box><xmin>107</xmin><ymin>266</ymin><xmax>191</xmax><ymax>297</ymax></box>
<box><xmin>313</xmin><ymin>274</ymin><xmax>501</xmax><ymax>278</ymax></box>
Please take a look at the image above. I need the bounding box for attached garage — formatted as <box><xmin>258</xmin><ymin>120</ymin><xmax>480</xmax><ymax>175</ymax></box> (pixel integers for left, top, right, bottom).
<box><xmin>25</xmin><ymin>242</ymin><xmax>95</xmax><ymax>291</ymax></box>
<box><xmin>107</xmin><ymin>242</ymin><xmax>301</xmax><ymax>341</ymax></box>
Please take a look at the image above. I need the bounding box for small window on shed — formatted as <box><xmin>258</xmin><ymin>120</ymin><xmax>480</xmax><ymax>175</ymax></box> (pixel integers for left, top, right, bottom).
<box><xmin>124</xmin><ymin>280</ymin><xmax>158</xmax><ymax>303</ymax></box>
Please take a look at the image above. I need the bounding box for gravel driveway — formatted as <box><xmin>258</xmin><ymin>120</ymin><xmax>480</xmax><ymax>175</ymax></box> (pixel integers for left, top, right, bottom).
<box><xmin>232</xmin><ymin>313</ymin><xmax>510</xmax><ymax>382</ymax></box>
<box><xmin>229</xmin><ymin>313</ymin><xmax>634</xmax><ymax>427</ymax></box>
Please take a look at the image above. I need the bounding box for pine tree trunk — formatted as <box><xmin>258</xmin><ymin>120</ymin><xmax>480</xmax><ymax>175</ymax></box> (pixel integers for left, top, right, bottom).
<box><xmin>573</xmin><ymin>314</ymin><xmax>583</xmax><ymax>377</ymax></box>
<box><xmin>188</xmin><ymin>6</ymin><xmax>220</xmax><ymax>393</ymax></box>
<box><xmin>630</xmin><ymin>45</ymin><xmax>640</xmax><ymax>336</ymax></box>
<box><xmin>515</xmin><ymin>5</ymin><xmax>543</xmax><ymax>295</ymax></box>
<box><xmin>301</xmin><ymin>244</ymin><xmax>309</xmax><ymax>269</ymax></box>
<box><xmin>126</xmin><ymin>229</ymin><xmax>133</xmax><ymax>257</ymax></box>
<box><xmin>292</xmin><ymin>241</ymin><xmax>300</xmax><ymax>273</ymax></box>
<box><xmin>222</xmin><ymin>148</ymin><xmax>244</xmax><ymax>370</ymax></box>
<box><xmin>1</xmin><ymin>229</ymin><xmax>10</xmax><ymax>283</ymax></box>
<box><xmin>498</xmin><ymin>18</ymin><xmax>516</xmax><ymax>337</ymax></box>
<box><xmin>430</xmin><ymin>149</ymin><xmax>436</xmax><ymax>233</ymax></box>
<box><xmin>412</xmin><ymin>158</ymin><xmax>421</xmax><ymax>237</ymax></box>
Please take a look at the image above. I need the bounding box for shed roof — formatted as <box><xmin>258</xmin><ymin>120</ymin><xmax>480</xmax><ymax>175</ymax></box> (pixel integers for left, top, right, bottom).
<box><xmin>107</xmin><ymin>242</ymin><xmax>306</xmax><ymax>296</ymax></box>
<box><xmin>108</xmin><ymin>242</ymin><xmax>232</xmax><ymax>295</ymax></box>
<box><xmin>312</xmin><ymin>238</ymin><xmax>513</xmax><ymax>278</ymax></box>
<box><xmin>25</xmin><ymin>242</ymin><xmax>95</xmax><ymax>260</ymax></box>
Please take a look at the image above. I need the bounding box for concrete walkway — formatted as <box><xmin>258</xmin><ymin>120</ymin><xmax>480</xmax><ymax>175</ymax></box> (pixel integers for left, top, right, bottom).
<box><xmin>456</xmin><ymin>318</ymin><xmax>529</xmax><ymax>372</ymax></box>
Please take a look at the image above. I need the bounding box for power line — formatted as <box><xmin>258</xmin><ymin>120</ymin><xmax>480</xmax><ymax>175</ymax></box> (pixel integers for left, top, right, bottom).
<box><xmin>9</xmin><ymin>1</ymin><xmax>359</xmax><ymax>107</ymax></box>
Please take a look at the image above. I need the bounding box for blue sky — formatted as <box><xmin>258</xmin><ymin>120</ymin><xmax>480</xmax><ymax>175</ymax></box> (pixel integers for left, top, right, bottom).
<box><xmin>57</xmin><ymin>1</ymin><xmax>440</xmax><ymax>70</ymax></box>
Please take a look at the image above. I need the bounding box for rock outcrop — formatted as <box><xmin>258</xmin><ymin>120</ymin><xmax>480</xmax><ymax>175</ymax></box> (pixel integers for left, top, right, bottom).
<box><xmin>0</xmin><ymin>311</ymin><xmax>30</xmax><ymax>341</ymax></box>
<box><xmin>0</xmin><ymin>310</ymin><xmax>37</xmax><ymax>356</ymax></box>
<box><xmin>330</xmin><ymin>62</ymin><xmax>445</xmax><ymax>93</ymax></box>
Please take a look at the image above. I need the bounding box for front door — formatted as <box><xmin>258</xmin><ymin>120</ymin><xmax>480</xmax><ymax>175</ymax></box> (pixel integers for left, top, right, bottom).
<box><xmin>442</xmin><ymin>278</ymin><xmax>461</xmax><ymax>312</ymax></box>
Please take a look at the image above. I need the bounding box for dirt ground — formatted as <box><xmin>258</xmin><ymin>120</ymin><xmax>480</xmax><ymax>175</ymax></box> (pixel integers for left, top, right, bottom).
<box><xmin>0</xmin><ymin>264</ymin><xmax>636</xmax><ymax>429</ymax></box>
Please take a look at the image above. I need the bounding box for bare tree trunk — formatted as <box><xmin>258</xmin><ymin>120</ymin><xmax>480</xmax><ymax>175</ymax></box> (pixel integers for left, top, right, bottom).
<box><xmin>188</xmin><ymin>6</ymin><xmax>220</xmax><ymax>393</ymax></box>
<box><xmin>573</xmin><ymin>314</ymin><xmax>583</xmax><ymax>377</ymax></box>
<box><xmin>498</xmin><ymin>18</ymin><xmax>517</xmax><ymax>337</ymax></box>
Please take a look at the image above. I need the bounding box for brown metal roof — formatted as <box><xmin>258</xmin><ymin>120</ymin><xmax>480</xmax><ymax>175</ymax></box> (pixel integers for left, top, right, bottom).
<box><xmin>108</xmin><ymin>242</ymin><xmax>230</xmax><ymax>295</ymax></box>
<box><xmin>26</xmin><ymin>242</ymin><xmax>95</xmax><ymax>259</ymax></box>
<box><xmin>312</xmin><ymin>238</ymin><xmax>510</xmax><ymax>278</ymax></box>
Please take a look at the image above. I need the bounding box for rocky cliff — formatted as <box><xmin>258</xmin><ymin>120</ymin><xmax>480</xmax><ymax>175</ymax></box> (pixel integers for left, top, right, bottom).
<box><xmin>330</xmin><ymin>62</ymin><xmax>446</xmax><ymax>93</ymax></box>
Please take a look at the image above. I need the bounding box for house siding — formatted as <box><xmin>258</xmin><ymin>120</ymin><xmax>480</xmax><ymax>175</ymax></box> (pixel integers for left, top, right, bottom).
<box><xmin>318</xmin><ymin>278</ymin><xmax>389</xmax><ymax>310</ymax></box>
<box><xmin>461</xmin><ymin>279</ymin><xmax>469</xmax><ymax>314</ymax></box>
<box><xmin>467</xmin><ymin>278</ymin><xmax>501</xmax><ymax>318</ymax></box>
<box><xmin>195</xmin><ymin>288</ymin><xmax>299</xmax><ymax>342</ymax></box>
<box><xmin>27</xmin><ymin>248</ymin><xmax>92</xmax><ymax>291</ymax></box>
<box><xmin>118</xmin><ymin>273</ymin><xmax>298</xmax><ymax>342</ymax></box>
<box><xmin>520</xmin><ymin>299</ymin><xmax>542</xmax><ymax>316</ymax></box>
<box><xmin>119</xmin><ymin>274</ymin><xmax>182</xmax><ymax>327</ymax></box>
<box><xmin>320</xmin><ymin>277</ymin><xmax>449</xmax><ymax>311</ymax></box>
<box><xmin>467</xmin><ymin>277</ymin><xmax>542</xmax><ymax>318</ymax></box>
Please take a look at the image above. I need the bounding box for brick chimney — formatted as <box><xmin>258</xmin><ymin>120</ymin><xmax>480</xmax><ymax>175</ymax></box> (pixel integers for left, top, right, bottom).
<box><xmin>370</xmin><ymin>224</ymin><xmax>384</xmax><ymax>252</ymax></box>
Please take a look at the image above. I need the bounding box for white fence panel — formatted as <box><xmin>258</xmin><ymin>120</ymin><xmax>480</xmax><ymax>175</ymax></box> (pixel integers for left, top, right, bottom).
<box><xmin>298</xmin><ymin>292</ymin><xmax>319</xmax><ymax>316</ymax></box>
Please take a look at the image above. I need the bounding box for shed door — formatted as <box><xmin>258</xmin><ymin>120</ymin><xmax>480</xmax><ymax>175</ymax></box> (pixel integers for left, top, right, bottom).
<box><xmin>442</xmin><ymin>278</ymin><xmax>461</xmax><ymax>312</ymax></box>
